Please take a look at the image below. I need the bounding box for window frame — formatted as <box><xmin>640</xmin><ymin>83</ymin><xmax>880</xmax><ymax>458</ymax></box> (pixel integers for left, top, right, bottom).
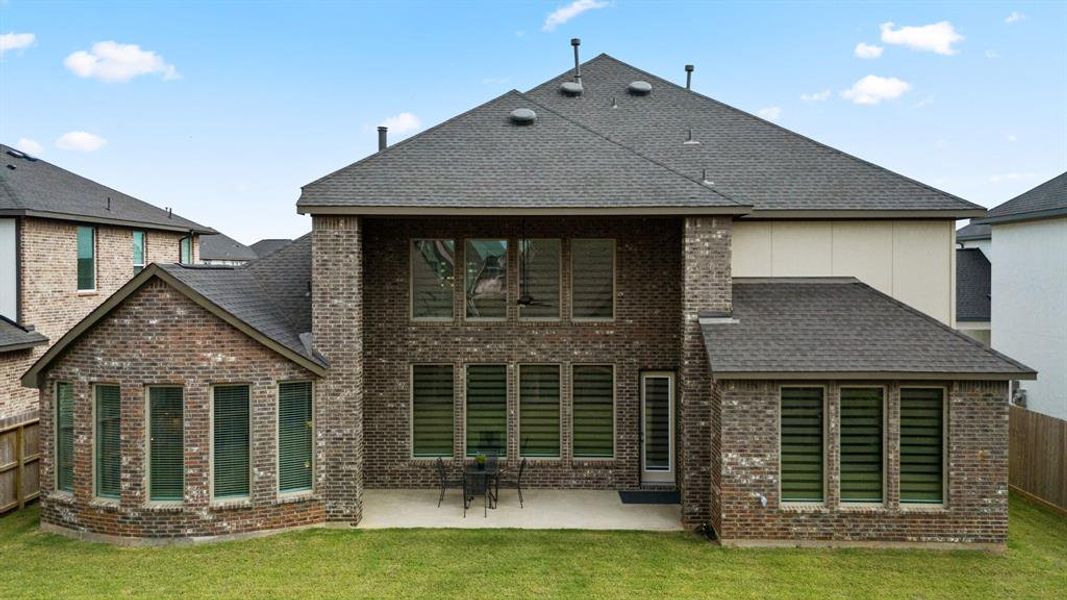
<box><xmin>571</xmin><ymin>364</ymin><xmax>616</xmax><ymax>461</ymax></box>
<box><xmin>463</xmin><ymin>239</ymin><xmax>509</xmax><ymax>322</ymax></box>
<box><xmin>54</xmin><ymin>381</ymin><xmax>75</xmax><ymax>495</ymax></box>
<box><xmin>209</xmin><ymin>383</ymin><xmax>253</xmax><ymax>503</ymax></box>
<box><xmin>409</xmin><ymin>239</ymin><xmax>456</xmax><ymax>322</ymax></box>
<box><xmin>837</xmin><ymin>384</ymin><xmax>887</xmax><ymax>507</ymax></box>
<box><xmin>569</xmin><ymin>238</ymin><xmax>616</xmax><ymax>322</ymax></box>
<box><xmin>132</xmin><ymin>230</ymin><xmax>147</xmax><ymax>275</ymax></box>
<box><xmin>409</xmin><ymin>364</ymin><xmax>456</xmax><ymax>460</ymax></box>
<box><xmin>898</xmin><ymin>384</ymin><xmax>949</xmax><ymax>509</ymax></box>
<box><xmin>277</xmin><ymin>380</ymin><xmax>315</xmax><ymax>496</ymax></box>
<box><xmin>517</xmin><ymin>363</ymin><xmax>562</xmax><ymax>460</ymax></box>
<box><xmin>76</xmin><ymin>225</ymin><xmax>96</xmax><ymax>292</ymax></box>
<box><xmin>91</xmin><ymin>382</ymin><xmax>122</xmax><ymax>503</ymax></box>
<box><xmin>518</xmin><ymin>238</ymin><xmax>562</xmax><ymax>322</ymax></box>
<box><xmin>179</xmin><ymin>236</ymin><xmax>193</xmax><ymax>265</ymax></box>
<box><xmin>144</xmin><ymin>385</ymin><xmax>185</xmax><ymax>505</ymax></box>
<box><xmin>777</xmin><ymin>384</ymin><xmax>827</xmax><ymax>507</ymax></box>
<box><xmin>463</xmin><ymin>363</ymin><xmax>509</xmax><ymax>458</ymax></box>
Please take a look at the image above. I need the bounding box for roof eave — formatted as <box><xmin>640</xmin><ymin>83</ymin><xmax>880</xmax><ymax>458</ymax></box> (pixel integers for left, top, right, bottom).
<box><xmin>0</xmin><ymin>338</ymin><xmax>49</xmax><ymax>353</ymax></box>
<box><xmin>741</xmin><ymin>208</ymin><xmax>987</xmax><ymax>220</ymax></box>
<box><xmin>0</xmin><ymin>208</ymin><xmax>216</xmax><ymax>235</ymax></box>
<box><xmin>296</xmin><ymin>204</ymin><xmax>752</xmax><ymax>217</ymax></box>
<box><xmin>711</xmin><ymin>370</ymin><xmax>1036</xmax><ymax>381</ymax></box>
<box><xmin>976</xmin><ymin>207</ymin><xmax>1067</xmax><ymax>226</ymax></box>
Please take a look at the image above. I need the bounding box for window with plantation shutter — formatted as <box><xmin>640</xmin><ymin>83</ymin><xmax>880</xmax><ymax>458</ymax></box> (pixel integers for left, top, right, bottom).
<box><xmin>411</xmin><ymin>366</ymin><xmax>453</xmax><ymax>458</ymax></box>
<box><xmin>900</xmin><ymin>388</ymin><xmax>944</xmax><ymax>504</ymax></box>
<box><xmin>519</xmin><ymin>239</ymin><xmax>560</xmax><ymax>320</ymax></box>
<box><xmin>465</xmin><ymin>240</ymin><xmax>508</xmax><ymax>319</ymax></box>
<box><xmin>780</xmin><ymin>387</ymin><xmax>824</xmax><ymax>503</ymax></box>
<box><xmin>94</xmin><ymin>384</ymin><xmax>121</xmax><ymax>499</ymax></box>
<box><xmin>213</xmin><ymin>385</ymin><xmax>250</xmax><ymax>499</ymax></box>
<box><xmin>572</xmin><ymin>365</ymin><xmax>614</xmax><ymax>459</ymax></box>
<box><xmin>466</xmin><ymin>365</ymin><xmax>507</xmax><ymax>457</ymax></box>
<box><xmin>571</xmin><ymin>239</ymin><xmax>614</xmax><ymax>320</ymax></box>
<box><xmin>411</xmin><ymin>240</ymin><xmax>455</xmax><ymax>319</ymax></box>
<box><xmin>148</xmin><ymin>387</ymin><xmax>184</xmax><ymax>502</ymax></box>
<box><xmin>840</xmin><ymin>387</ymin><xmax>884</xmax><ymax>503</ymax></box>
<box><xmin>55</xmin><ymin>382</ymin><xmax>74</xmax><ymax>493</ymax></box>
<box><xmin>77</xmin><ymin>226</ymin><xmax>95</xmax><ymax>290</ymax></box>
<box><xmin>279</xmin><ymin>382</ymin><xmax>313</xmax><ymax>493</ymax></box>
<box><xmin>519</xmin><ymin>365</ymin><xmax>560</xmax><ymax>458</ymax></box>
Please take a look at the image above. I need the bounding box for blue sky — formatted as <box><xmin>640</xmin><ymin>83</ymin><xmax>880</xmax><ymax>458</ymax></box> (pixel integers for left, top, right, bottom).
<box><xmin>2</xmin><ymin>1</ymin><xmax>1065</xmax><ymax>243</ymax></box>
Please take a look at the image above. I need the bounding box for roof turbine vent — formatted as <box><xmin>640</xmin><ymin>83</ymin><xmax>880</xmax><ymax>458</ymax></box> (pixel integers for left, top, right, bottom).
<box><xmin>628</xmin><ymin>80</ymin><xmax>652</xmax><ymax>96</ymax></box>
<box><xmin>510</xmin><ymin>108</ymin><xmax>537</xmax><ymax>125</ymax></box>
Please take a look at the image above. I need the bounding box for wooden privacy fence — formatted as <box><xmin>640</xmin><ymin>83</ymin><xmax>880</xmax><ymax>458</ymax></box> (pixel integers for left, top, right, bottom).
<box><xmin>1009</xmin><ymin>405</ymin><xmax>1067</xmax><ymax>516</ymax></box>
<box><xmin>0</xmin><ymin>416</ymin><xmax>40</xmax><ymax>514</ymax></box>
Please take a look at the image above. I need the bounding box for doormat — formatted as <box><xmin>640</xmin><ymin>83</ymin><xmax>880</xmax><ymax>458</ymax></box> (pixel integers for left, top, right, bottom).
<box><xmin>618</xmin><ymin>490</ymin><xmax>681</xmax><ymax>504</ymax></box>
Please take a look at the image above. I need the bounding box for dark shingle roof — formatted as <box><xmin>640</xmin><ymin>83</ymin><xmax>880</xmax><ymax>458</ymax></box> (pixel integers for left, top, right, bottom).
<box><xmin>0</xmin><ymin>144</ymin><xmax>213</xmax><ymax>233</ymax></box>
<box><xmin>982</xmin><ymin>172</ymin><xmax>1067</xmax><ymax>224</ymax></box>
<box><xmin>298</xmin><ymin>90</ymin><xmax>744</xmax><ymax>212</ymax></box>
<box><xmin>956</xmin><ymin>249</ymin><xmax>991</xmax><ymax>322</ymax></box>
<box><xmin>0</xmin><ymin>316</ymin><xmax>48</xmax><ymax>353</ymax></box>
<box><xmin>200</xmin><ymin>233</ymin><xmax>258</xmax><ymax>261</ymax></box>
<box><xmin>246</xmin><ymin>234</ymin><xmax>311</xmax><ymax>334</ymax></box>
<box><xmin>956</xmin><ymin>221</ymin><xmax>991</xmax><ymax>241</ymax></box>
<box><xmin>250</xmin><ymin>238</ymin><xmax>292</xmax><ymax>257</ymax></box>
<box><xmin>701</xmin><ymin>278</ymin><xmax>1032</xmax><ymax>378</ymax></box>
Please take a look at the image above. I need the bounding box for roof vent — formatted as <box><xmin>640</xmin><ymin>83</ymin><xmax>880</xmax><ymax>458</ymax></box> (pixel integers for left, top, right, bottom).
<box><xmin>560</xmin><ymin>81</ymin><xmax>583</xmax><ymax>96</ymax></box>
<box><xmin>510</xmin><ymin>108</ymin><xmax>537</xmax><ymax>125</ymax></box>
<box><xmin>5</xmin><ymin>149</ymin><xmax>36</xmax><ymax>161</ymax></box>
<box><xmin>628</xmin><ymin>80</ymin><xmax>652</xmax><ymax>96</ymax></box>
<box><xmin>684</xmin><ymin>128</ymin><xmax>700</xmax><ymax>145</ymax></box>
<box><xmin>685</xmin><ymin>64</ymin><xmax>694</xmax><ymax>89</ymax></box>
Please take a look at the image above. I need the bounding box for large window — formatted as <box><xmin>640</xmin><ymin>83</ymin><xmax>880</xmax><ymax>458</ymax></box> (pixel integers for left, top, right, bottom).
<box><xmin>132</xmin><ymin>231</ymin><xmax>147</xmax><ymax>275</ymax></box>
<box><xmin>411</xmin><ymin>365</ymin><xmax>454</xmax><ymax>458</ymax></box>
<box><xmin>465</xmin><ymin>365</ymin><xmax>507</xmax><ymax>456</ymax></box>
<box><xmin>465</xmin><ymin>240</ymin><xmax>507</xmax><ymax>319</ymax></box>
<box><xmin>900</xmin><ymin>388</ymin><xmax>945</xmax><ymax>504</ymax></box>
<box><xmin>411</xmin><ymin>240</ymin><xmax>455</xmax><ymax>319</ymax></box>
<box><xmin>780</xmin><ymin>387</ymin><xmax>824</xmax><ymax>503</ymax></box>
<box><xmin>840</xmin><ymin>387</ymin><xmax>884</xmax><ymax>503</ymax></box>
<box><xmin>572</xmin><ymin>365</ymin><xmax>614</xmax><ymax>459</ymax></box>
<box><xmin>278</xmin><ymin>382</ymin><xmax>313</xmax><ymax>493</ymax></box>
<box><xmin>94</xmin><ymin>384</ymin><xmax>121</xmax><ymax>500</ymax></box>
<box><xmin>519</xmin><ymin>239</ymin><xmax>560</xmax><ymax>320</ymax></box>
<box><xmin>571</xmin><ymin>239</ymin><xmax>614</xmax><ymax>320</ymax></box>
<box><xmin>148</xmin><ymin>387</ymin><xmax>184</xmax><ymax>502</ymax></box>
<box><xmin>179</xmin><ymin>236</ymin><xmax>193</xmax><ymax>265</ymax></box>
<box><xmin>55</xmin><ymin>382</ymin><xmax>74</xmax><ymax>493</ymax></box>
<box><xmin>213</xmin><ymin>385</ymin><xmax>250</xmax><ymax>499</ymax></box>
<box><xmin>519</xmin><ymin>365</ymin><xmax>560</xmax><ymax>458</ymax></box>
<box><xmin>77</xmin><ymin>226</ymin><xmax>95</xmax><ymax>290</ymax></box>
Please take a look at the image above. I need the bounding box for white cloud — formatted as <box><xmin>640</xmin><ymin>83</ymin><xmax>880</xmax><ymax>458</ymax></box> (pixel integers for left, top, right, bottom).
<box><xmin>0</xmin><ymin>32</ymin><xmax>35</xmax><ymax>57</ymax></box>
<box><xmin>800</xmin><ymin>89</ymin><xmax>831</xmax><ymax>102</ymax></box>
<box><xmin>64</xmin><ymin>41</ymin><xmax>179</xmax><ymax>82</ymax></box>
<box><xmin>912</xmin><ymin>95</ymin><xmax>935</xmax><ymax>109</ymax></box>
<box><xmin>756</xmin><ymin>106</ymin><xmax>782</xmax><ymax>121</ymax></box>
<box><xmin>15</xmin><ymin>138</ymin><xmax>43</xmax><ymax>155</ymax></box>
<box><xmin>543</xmin><ymin>0</ymin><xmax>609</xmax><ymax>32</ymax></box>
<box><xmin>55</xmin><ymin>131</ymin><xmax>107</xmax><ymax>152</ymax></box>
<box><xmin>1005</xmin><ymin>11</ymin><xmax>1026</xmax><ymax>24</ymax></box>
<box><xmin>854</xmin><ymin>42</ymin><xmax>883</xmax><ymax>59</ymax></box>
<box><xmin>880</xmin><ymin>21</ymin><xmax>964</xmax><ymax>55</ymax></box>
<box><xmin>985</xmin><ymin>49</ymin><xmax>1000</xmax><ymax>59</ymax></box>
<box><xmin>841</xmin><ymin>75</ymin><xmax>911</xmax><ymax>105</ymax></box>
<box><xmin>378</xmin><ymin>112</ymin><xmax>422</xmax><ymax>134</ymax></box>
<box><xmin>989</xmin><ymin>172</ymin><xmax>1037</xmax><ymax>183</ymax></box>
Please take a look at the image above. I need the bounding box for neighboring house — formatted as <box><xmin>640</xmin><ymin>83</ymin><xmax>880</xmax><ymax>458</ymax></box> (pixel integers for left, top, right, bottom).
<box><xmin>200</xmin><ymin>232</ymin><xmax>258</xmax><ymax>266</ymax></box>
<box><xmin>956</xmin><ymin>221</ymin><xmax>991</xmax><ymax>258</ymax></box>
<box><xmin>250</xmin><ymin>238</ymin><xmax>292</xmax><ymax>258</ymax></box>
<box><xmin>21</xmin><ymin>52</ymin><xmax>1034</xmax><ymax>548</ymax></box>
<box><xmin>955</xmin><ymin>247</ymin><xmax>991</xmax><ymax>344</ymax></box>
<box><xmin>982</xmin><ymin>172</ymin><xmax>1067</xmax><ymax>420</ymax></box>
<box><xmin>0</xmin><ymin>144</ymin><xmax>212</xmax><ymax>422</ymax></box>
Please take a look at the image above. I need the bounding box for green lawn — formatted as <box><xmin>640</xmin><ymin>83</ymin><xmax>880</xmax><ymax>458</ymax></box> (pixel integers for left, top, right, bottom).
<box><xmin>2</xmin><ymin>496</ymin><xmax>1064</xmax><ymax>599</ymax></box>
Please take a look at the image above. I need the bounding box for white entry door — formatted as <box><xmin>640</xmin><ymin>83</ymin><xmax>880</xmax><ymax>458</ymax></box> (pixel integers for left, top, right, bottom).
<box><xmin>641</xmin><ymin>372</ymin><xmax>675</xmax><ymax>484</ymax></box>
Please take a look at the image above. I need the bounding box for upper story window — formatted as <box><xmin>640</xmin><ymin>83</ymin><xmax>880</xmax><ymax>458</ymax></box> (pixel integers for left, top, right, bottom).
<box><xmin>465</xmin><ymin>240</ymin><xmax>507</xmax><ymax>320</ymax></box>
<box><xmin>179</xmin><ymin>236</ymin><xmax>193</xmax><ymax>265</ymax></box>
<box><xmin>571</xmin><ymin>239</ymin><xmax>614</xmax><ymax>320</ymax></box>
<box><xmin>132</xmin><ymin>231</ymin><xmax>147</xmax><ymax>275</ymax></box>
<box><xmin>76</xmin><ymin>225</ymin><xmax>95</xmax><ymax>291</ymax></box>
<box><xmin>519</xmin><ymin>239</ymin><xmax>560</xmax><ymax>320</ymax></box>
<box><xmin>411</xmin><ymin>240</ymin><xmax>455</xmax><ymax>320</ymax></box>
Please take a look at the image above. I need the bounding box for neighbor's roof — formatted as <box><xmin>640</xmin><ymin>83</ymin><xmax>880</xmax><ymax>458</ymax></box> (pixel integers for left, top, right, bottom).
<box><xmin>700</xmin><ymin>278</ymin><xmax>1033</xmax><ymax>379</ymax></box>
<box><xmin>200</xmin><ymin>233</ymin><xmax>258</xmax><ymax>261</ymax></box>
<box><xmin>246</xmin><ymin>234</ymin><xmax>312</xmax><ymax>335</ymax></box>
<box><xmin>0</xmin><ymin>316</ymin><xmax>48</xmax><ymax>353</ymax></box>
<box><xmin>250</xmin><ymin>238</ymin><xmax>293</xmax><ymax>258</ymax></box>
<box><xmin>0</xmin><ymin>144</ymin><xmax>214</xmax><ymax>234</ymax></box>
<box><xmin>956</xmin><ymin>249</ymin><xmax>991</xmax><ymax>322</ymax></box>
<box><xmin>956</xmin><ymin>221</ymin><xmax>991</xmax><ymax>241</ymax></box>
<box><xmin>982</xmin><ymin>172</ymin><xmax>1067</xmax><ymax>225</ymax></box>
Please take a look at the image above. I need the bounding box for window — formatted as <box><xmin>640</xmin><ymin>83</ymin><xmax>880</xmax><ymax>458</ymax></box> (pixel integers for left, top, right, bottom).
<box><xmin>77</xmin><ymin>226</ymin><xmax>95</xmax><ymax>290</ymax></box>
<box><xmin>213</xmin><ymin>385</ymin><xmax>250</xmax><ymax>499</ymax></box>
<box><xmin>179</xmin><ymin>236</ymin><xmax>193</xmax><ymax>265</ymax></box>
<box><xmin>279</xmin><ymin>382</ymin><xmax>313</xmax><ymax>493</ymax></box>
<box><xmin>411</xmin><ymin>240</ymin><xmax>455</xmax><ymax>319</ymax></box>
<box><xmin>840</xmin><ymin>387</ymin><xmax>884</xmax><ymax>503</ymax></box>
<box><xmin>94</xmin><ymin>384</ymin><xmax>121</xmax><ymax>500</ymax></box>
<box><xmin>572</xmin><ymin>365</ymin><xmax>614</xmax><ymax>459</ymax></box>
<box><xmin>519</xmin><ymin>365</ymin><xmax>560</xmax><ymax>458</ymax></box>
<box><xmin>465</xmin><ymin>240</ymin><xmax>507</xmax><ymax>319</ymax></box>
<box><xmin>55</xmin><ymin>382</ymin><xmax>74</xmax><ymax>493</ymax></box>
<box><xmin>900</xmin><ymin>388</ymin><xmax>945</xmax><ymax>504</ymax></box>
<box><xmin>519</xmin><ymin>239</ymin><xmax>560</xmax><ymax>319</ymax></box>
<box><xmin>466</xmin><ymin>365</ymin><xmax>507</xmax><ymax>456</ymax></box>
<box><xmin>571</xmin><ymin>239</ymin><xmax>614</xmax><ymax>320</ymax></box>
<box><xmin>148</xmin><ymin>387</ymin><xmax>184</xmax><ymax>502</ymax></box>
<box><xmin>780</xmin><ymin>387</ymin><xmax>824</xmax><ymax>503</ymax></box>
<box><xmin>132</xmin><ymin>231</ymin><xmax>146</xmax><ymax>275</ymax></box>
<box><xmin>411</xmin><ymin>365</ymin><xmax>453</xmax><ymax>458</ymax></box>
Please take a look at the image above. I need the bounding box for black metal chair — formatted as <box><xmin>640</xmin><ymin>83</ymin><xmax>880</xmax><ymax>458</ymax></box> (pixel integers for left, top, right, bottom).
<box><xmin>498</xmin><ymin>457</ymin><xmax>526</xmax><ymax>508</ymax></box>
<box><xmin>435</xmin><ymin>458</ymin><xmax>463</xmax><ymax>508</ymax></box>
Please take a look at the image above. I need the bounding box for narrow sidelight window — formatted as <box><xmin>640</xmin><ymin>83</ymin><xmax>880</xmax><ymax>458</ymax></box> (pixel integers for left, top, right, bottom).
<box><xmin>411</xmin><ymin>240</ymin><xmax>455</xmax><ymax>319</ymax></box>
<box><xmin>148</xmin><ymin>387</ymin><xmax>184</xmax><ymax>502</ymax></box>
<box><xmin>572</xmin><ymin>365</ymin><xmax>614</xmax><ymax>459</ymax></box>
<box><xmin>840</xmin><ymin>387</ymin><xmax>884</xmax><ymax>503</ymax></box>
<box><xmin>132</xmin><ymin>231</ymin><xmax>147</xmax><ymax>275</ymax></box>
<box><xmin>278</xmin><ymin>381</ymin><xmax>313</xmax><ymax>493</ymax></box>
<box><xmin>55</xmin><ymin>382</ymin><xmax>74</xmax><ymax>493</ymax></box>
<box><xmin>780</xmin><ymin>387</ymin><xmax>824</xmax><ymax>503</ymax></box>
<box><xmin>213</xmin><ymin>385</ymin><xmax>250</xmax><ymax>499</ymax></box>
<box><xmin>94</xmin><ymin>384</ymin><xmax>121</xmax><ymax>499</ymax></box>
<box><xmin>411</xmin><ymin>365</ymin><xmax>454</xmax><ymax>458</ymax></box>
<box><xmin>900</xmin><ymin>388</ymin><xmax>945</xmax><ymax>504</ymax></box>
<box><xmin>571</xmin><ymin>239</ymin><xmax>614</xmax><ymax>320</ymax></box>
<box><xmin>466</xmin><ymin>365</ymin><xmax>507</xmax><ymax>456</ymax></box>
<box><xmin>519</xmin><ymin>365</ymin><xmax>560</xmax><ymax>458</ymax></box>
<box><xmin>465</xmin><ymin>240</ymin><xmax>508</xmax><ymax>319</ymax></box>
<box><xmin>77</xmin><ymin>226</ymin><xmax>95</xmax><ymax>290</ymax></box>
<box><xmin>519</xmin><ymin>239</ymin><xmax>560</xmax><ymax>319</ymax></box>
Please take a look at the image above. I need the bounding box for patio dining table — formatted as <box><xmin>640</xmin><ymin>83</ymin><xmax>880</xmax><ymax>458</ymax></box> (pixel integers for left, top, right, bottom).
<box><xmin>463</xmin><ymin>462</ymin><xmax>499</xmax><ymax>518</ymax></box>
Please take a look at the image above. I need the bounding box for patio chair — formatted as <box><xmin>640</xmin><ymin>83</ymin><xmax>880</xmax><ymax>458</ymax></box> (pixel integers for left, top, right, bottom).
<box><xmin>498</xmin><ymin>457</ymin><xmax>526</xmax><ymax>508</ymax></box>
<box><xmin>435</xmin><ymin>458</ymin><xmax>463</xmax><ymax>508</ymax></box>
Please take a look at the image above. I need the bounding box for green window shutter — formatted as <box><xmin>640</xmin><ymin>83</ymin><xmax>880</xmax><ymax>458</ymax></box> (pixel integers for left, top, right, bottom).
<box><xmin>148</xmin><ymin>387</ymin><xmax>184</xmax><ymax>502</ymax></box>
<box><xmin>900</xmin><ymin>388</ymin><xmax>944</xmax><ymax>504</ymax></box>
<box><xmin>571</xmin><ymin>240</ymin><xmax>614</xmax><ymax>319</ymax></box>
<box><xmin>519</xmin><ymin>365</ymin><xmax>560</xmax><ymax>458</ymax></box>
<box><xmin>213</xmin><ymin>385</ymin><xmax>250</xmax><ymax>499</ymax></box>
<box><xmin>411</xmin><ymin>240</ymin><xmax>455</xmax><ymax>319</ymax></box>
<box><xmin>466</xmin><ymin>365</ymin><xmax>507</xmax><ymax>457</ymax></box>
<box><xmin>465</xmin><ymin>240</ymin><xmax>508</xmax><ymax>319</ymax></box>
<box><xmin>132</xmin><ymin>231</ymin><xmax>146</xmax><ymax>275</ymax></box>
<box><xmin>77</xmin><ymin>226</ymin><xmax>95</xmax><ymax>290</ymax></box>
<box><xmin>519</xmin><ymin>239</ymin><xmax>561</xmax><ymax>319</ymax></box>
<box><xmin>573</xmin><ymin>366</ymin><xmax>614</xmax><ymax>458</ymax></box>
<box><xmin>94</xmin><ymin>385</ymin><xmax>121</xmax><ymax>499</ymax></box>
<box><xmin>55</xmin><ymin>382</ymin><xmax>75</xmax><ymax>493</ymax></box>
<box><xmin>780</xmin><ymin>387</ymin><xmax>824</xmax><ymax>503</ymax></box>
<box><xmin>278</xmin><ymin>382</ymin><xmax>313</xmax><ymax>492</ymax></box>
<box><xmin>412</xmin><ymin>366</ymin><xmax>454</xmax><ymax>458</ymax></box>
<box><xmin>840</xmin><ymin>387</ymin><xmax>884</xmax><ymax>503</ymax></box>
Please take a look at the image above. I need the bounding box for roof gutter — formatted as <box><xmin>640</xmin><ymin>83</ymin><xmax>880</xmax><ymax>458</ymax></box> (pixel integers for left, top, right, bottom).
<box><xmin>711</xmin><ymin>370</ymin><xmax>1037</xmax><ymax>381</ymax></box>
<box><xmin>740</xmin><ymin>208</ymin><xmax>988</xmax><ymax>220</ymax></box>
<box><xmin>975</xmin><ymin>206</ymin><xmax>1067</xmax><ymax>226</ymax></box>
<box><xmin>0</xmin><ymin>208</ymin><xmax>216</xmax><ymax>235</ymax></box>
<box><xmin>296</xmin><ymin>205</ymin><xmax>752</xmax><ymax>217</ymax></box>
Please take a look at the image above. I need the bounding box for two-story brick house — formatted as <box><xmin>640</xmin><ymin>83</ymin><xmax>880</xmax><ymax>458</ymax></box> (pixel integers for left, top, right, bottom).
<box><xmin>21</xmin><ymin>51</ymin><xmax>1034</xmax><ymax>547</ymax></box>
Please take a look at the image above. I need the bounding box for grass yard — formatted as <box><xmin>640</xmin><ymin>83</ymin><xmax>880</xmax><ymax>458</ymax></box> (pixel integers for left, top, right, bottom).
<box><xmin>1</xmin><ymin>496</ymin><xmax>1064</xmax><ymax>599</ymax></box>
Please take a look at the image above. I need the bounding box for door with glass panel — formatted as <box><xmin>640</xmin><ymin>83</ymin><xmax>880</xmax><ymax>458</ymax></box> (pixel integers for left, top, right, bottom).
<box><xmin>640</xmin><ymin>372</ymin><xmax>675</xmax><ymax>484</ymax></box>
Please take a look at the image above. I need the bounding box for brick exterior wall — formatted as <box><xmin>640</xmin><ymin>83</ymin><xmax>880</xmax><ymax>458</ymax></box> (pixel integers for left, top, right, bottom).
<box><xmin>36</xmin><ymin>279</ymin><xmax>322</xmax><ymax>540</ymax></box>
<box><xmin>713</xmin><ymin>379</ymin><xmax>1009</xmax><ymax>545</ymax></box>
